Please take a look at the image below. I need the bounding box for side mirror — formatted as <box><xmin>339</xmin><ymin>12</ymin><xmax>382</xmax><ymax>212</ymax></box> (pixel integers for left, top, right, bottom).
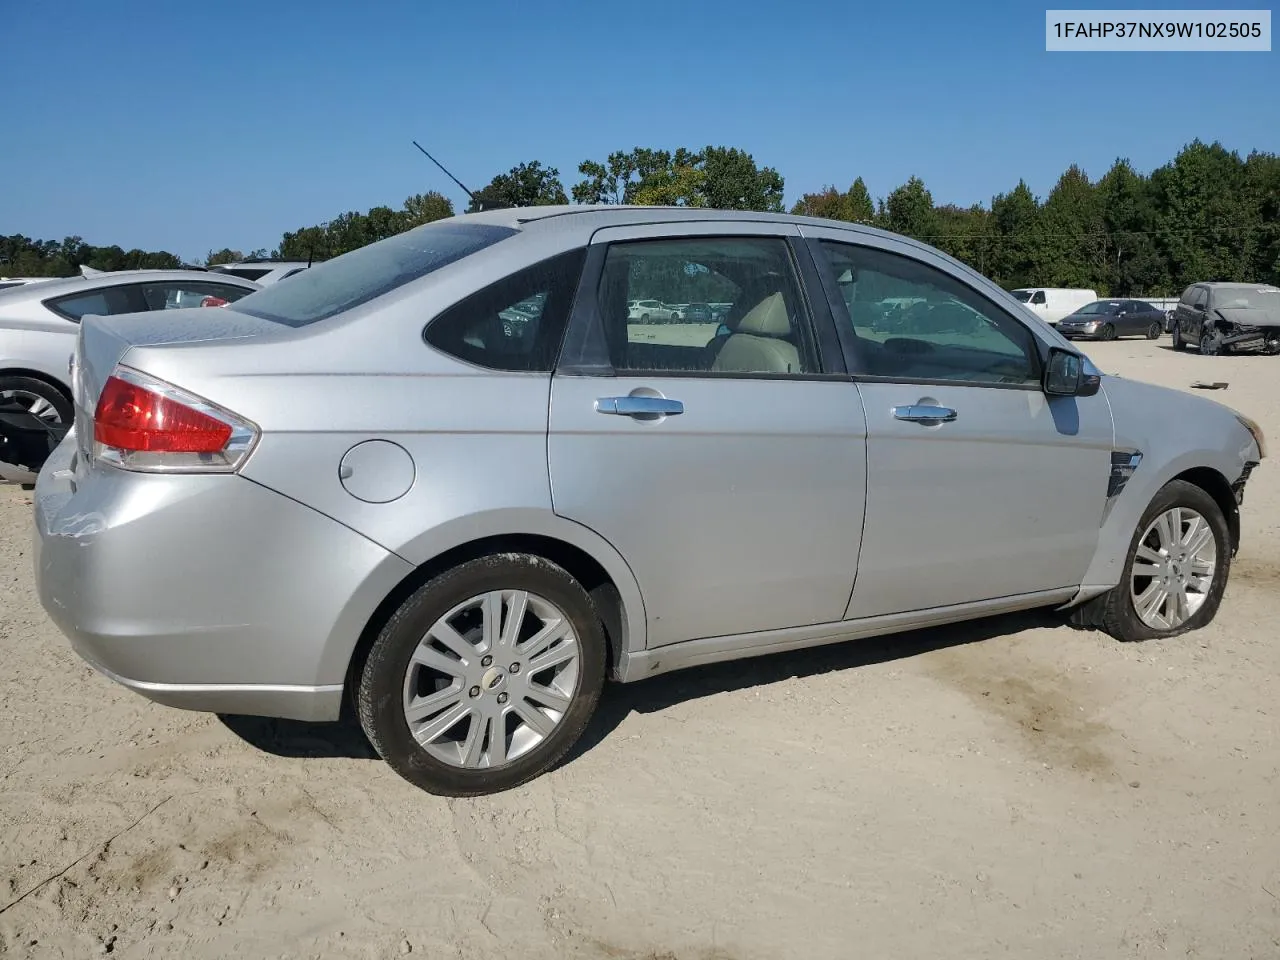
<box><xmin>1044</xmin><ymin>346</ymin><xmax>1101</xmax><ymax>397</ymax></box>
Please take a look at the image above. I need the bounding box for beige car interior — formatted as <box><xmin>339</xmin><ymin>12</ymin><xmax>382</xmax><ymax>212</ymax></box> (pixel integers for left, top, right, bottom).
<box><xmin>711</xmin><ymin>292</ymin><xmax>801</xmax><ymax>374</ymax></box>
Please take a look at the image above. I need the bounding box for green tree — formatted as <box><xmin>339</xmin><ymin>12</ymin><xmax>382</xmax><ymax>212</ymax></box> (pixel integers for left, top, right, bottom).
<box><xmin>573</xmin><ymin>146</ymin><xmax>783</xmax><ymax>211</ymax></box>
<box><xmin>1243</xmin><ymin>150</ymin><xmax>1280</xmax><ymax>284</ymax></box>
<box><xmin>698</xmin><ymin>146</ymin><xmax>784</xmax><ymax>211</ymax></box>
<box><xmin>791</xmin><ymin>178</ymin><xmax>876</xmax><ymax>223</ymax></box>
<box><xmin>573</xmin><ymin>147</ymin><xmax>704</xmax><ymax>205</ymax></box>
<box><xmin>206</xmin><ymin>248</ymin><xmax>244</xmax><ymax>266</ymax></box>
<box><xmin>931</xmin><ymin>204</ymin><xmax>993</xmax><ymax>273</ymax></box>
<box><xmin>1152</xmin><ymin>140</ymin><xmax>1253</xmax><ymax>283</ymax></box>
<box><xmin>1097</xmin><ymin>159</ymin><xmax>1167</xmax><ymax>295</ymax></box>
<box><xmin>990</xmin><ymin>180</ymin><xmax>1042</xmax><ymax>288</ymax></box>
<box><xmin>882</xmin><ymin>176</ymin><xmax>937</xmax><ymax>240</ymax></box>
<box><xmin>402</xmin><ymin>191</ymin><xmax>454</xmax><ymax>227</ymax></box>
<box><xmin>1037</xmin><ymin>164</ymin><xmax>1106</xmax><ymax>289</ymax></box>
<box><xmin>468</xmin><ymin>161</ymin><xmax>567</xmax><ymax>212</ymax></box>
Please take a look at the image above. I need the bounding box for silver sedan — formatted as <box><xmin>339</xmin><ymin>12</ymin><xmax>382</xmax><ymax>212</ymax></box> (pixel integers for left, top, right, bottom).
<box><xmin>32</xmin><ymin>207</ymin><xmax>1266</xmax><ymax>796</ymax></box>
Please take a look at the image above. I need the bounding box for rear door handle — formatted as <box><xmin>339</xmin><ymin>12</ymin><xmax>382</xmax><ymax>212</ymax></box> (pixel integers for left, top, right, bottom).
<box><xmin>596</xmin><ymin>396</ymin><xmax>684</xmax><ymax>417</ymax></box>
<box><xmin>893</xmin><ymin>404</ymin><xmax>957</xmax><ymax>423</ymax></box>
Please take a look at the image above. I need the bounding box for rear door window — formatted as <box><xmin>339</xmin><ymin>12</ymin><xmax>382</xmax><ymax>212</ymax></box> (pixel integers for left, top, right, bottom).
<box><xmin>138</xmin><ymin>281</ymin><xmax>256</xmax><ymax>310</ymax></box>
<box><xmin>45</xmin><ymin>285</ymin><xmax>143</xmax><ymax>321</ymax></box>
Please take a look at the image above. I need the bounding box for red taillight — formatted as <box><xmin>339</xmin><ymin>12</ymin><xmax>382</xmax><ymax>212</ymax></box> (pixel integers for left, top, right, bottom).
<box><xmin>95</xmin><ymin>375</ymin><xmax>232</xmax><ymax>453</ymax></box>
<box><xmin>200</xmin><ymin>295</ymin><xmax>229</xmax><ymax>308</ymax></box>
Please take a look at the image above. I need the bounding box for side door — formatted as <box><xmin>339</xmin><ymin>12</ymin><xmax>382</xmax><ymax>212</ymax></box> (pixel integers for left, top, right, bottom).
<box><xmin>548</xmin><ymin>222</ymin><xmax>867</xmax><ymax>648</ymax></box>
<box><xmin>1182</xmin><ymin>286</ymin><xmax>1209</xmax><ymax>344</ymax></box>
<box><xmin>802</xmin><ymin>229</ymin><xmax>1115</xmax><ymax>619</ymax></box>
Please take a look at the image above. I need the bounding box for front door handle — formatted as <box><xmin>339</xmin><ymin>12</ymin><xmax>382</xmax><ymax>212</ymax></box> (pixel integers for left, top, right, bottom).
<box><xmin>893</xmin><ymin>404</ymin><xmax>957</xmax><ymax>423</ymax></box>
<box><xmin>596</xmin><ymin>396</ymin><xmax>684</xmax><ymax>417</ymax></box>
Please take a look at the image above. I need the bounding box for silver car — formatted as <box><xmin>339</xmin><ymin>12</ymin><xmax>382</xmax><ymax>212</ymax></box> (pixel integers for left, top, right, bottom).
<box><xmin>1</xmin><ymin>269</ymin><xmax>260</xmax><ymax>481</ymax></box>
<box><xmin>32</xmin><ymin>207</ymin><xmax>1267</xmax><ymax>797</ymax></box>
<box><xmin>206</xmin><ymin>259</ymin><xmax>313</xmax><ymax>285</ymax></box>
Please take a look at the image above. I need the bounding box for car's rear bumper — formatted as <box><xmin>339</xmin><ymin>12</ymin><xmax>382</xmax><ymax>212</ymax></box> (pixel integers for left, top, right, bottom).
<box><xmin>33</xmin><ymin>436</ymin><xmax>414</xmax><ymax>722</ymax></box>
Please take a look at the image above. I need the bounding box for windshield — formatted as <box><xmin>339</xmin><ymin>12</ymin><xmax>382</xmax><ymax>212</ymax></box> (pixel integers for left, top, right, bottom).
<box><xmin>228</xmin><ymin>222</ymin><xmax>517</xmax><ymax>327</ymax></box>
<box><xmin>1075</xmin><ymin>301</ymin><xmax>1121</xmax><ymax>315</ymax></box>
<box><xmin>1216</xmin><ymin>287</ymin><xmax>1280</xmax><ymax>310</ymax></box>
<box><xmin>1011</xmin><ymin>290</ymin><xmax>1032</xmax><ymax>302</ymax></box>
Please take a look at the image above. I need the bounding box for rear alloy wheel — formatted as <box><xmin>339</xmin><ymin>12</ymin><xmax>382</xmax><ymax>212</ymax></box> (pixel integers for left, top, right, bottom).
<box><xmin>1172</xmin><ymin>324</ymin><xmax>1186</xmax><ymax>351</ymax></box>
<box><xmin>0</xmin><ymin>376</ymin><xmax>73</xmax><ymax>428</ymax></box>
<box><xmin>1070</xmin><ymin>480</ymin><xmax>1230</xmax><ymax>642</ymax></box>
<box><xmin>1146</xmin><ymin>321</ymin><xmax>1162</xmax><ymax>340</ymax></box>
<box><xmin>357</xmin><ymin>554</ymin><xmax>606</xmax><ymax>796</ymax></box>
<box><xmin>1100</xmin><ymin>323</ymin><xmax>1117</xmax><ymax>341</ymax></box>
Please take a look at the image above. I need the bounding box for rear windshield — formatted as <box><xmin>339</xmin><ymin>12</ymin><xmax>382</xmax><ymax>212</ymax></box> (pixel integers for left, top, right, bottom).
<box><xmin>228</xmin><ymin>222</ymin><xmax>517</xmax><ymax>327</ymax></box>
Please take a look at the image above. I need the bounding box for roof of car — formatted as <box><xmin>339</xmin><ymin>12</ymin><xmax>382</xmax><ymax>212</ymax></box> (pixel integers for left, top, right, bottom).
<box><xmin>450</xmin><ymin>204</ymin><xmax>963</xmax><ymax>264</ymax></box>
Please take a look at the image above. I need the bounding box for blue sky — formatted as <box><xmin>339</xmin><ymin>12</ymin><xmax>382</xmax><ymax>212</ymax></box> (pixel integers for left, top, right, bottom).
<box><xmin>1</xmin><ymin>0</ymin><xmax>1275</xmax><ymax>261</ymax></box>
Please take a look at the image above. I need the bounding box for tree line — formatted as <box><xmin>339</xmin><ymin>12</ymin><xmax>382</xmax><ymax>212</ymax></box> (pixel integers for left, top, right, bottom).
<box><xmin>4</xmin><ymin>140</ymin><xmax>1276</xmax><ymax>296</ymax></box>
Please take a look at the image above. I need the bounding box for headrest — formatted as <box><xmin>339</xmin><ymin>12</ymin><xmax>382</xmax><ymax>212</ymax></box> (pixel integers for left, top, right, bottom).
<box><xmin>736</xmin><ymin>292</ymin><xmax>791</xmax><ymax>337</ymax></box>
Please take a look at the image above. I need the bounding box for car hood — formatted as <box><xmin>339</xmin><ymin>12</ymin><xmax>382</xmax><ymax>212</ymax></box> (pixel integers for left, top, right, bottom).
<box><xmin>1217</xmin><ymin>305</ymin><xmax>1280</xmax><ymax>328</ymax></box>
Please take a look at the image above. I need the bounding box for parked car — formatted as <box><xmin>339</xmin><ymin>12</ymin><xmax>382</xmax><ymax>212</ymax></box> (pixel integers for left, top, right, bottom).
<box><xmin>627</xmin><ymin>299</ymin><xmax>680</xmax><ymax>322</ymax></box>
<box><xmin>1171</xmin><ymin>282</ymin><xmax>1280</xmax><ymax>355</ymax></box>
<box><xmin>1056</xmin><ymin>299</ymin><xmax>1166</xmax><ymax>341</ymax></box>
<box><xmin>207</xmin><ymin>259</ymin><xmax>313</xmax><ymax>285</ymax></box>
<box><xmin>0</xmin><ymin>277</ymin><xmax>58</xmax><ymax>292</ymax></box>
<box><xmin>34</xmin><ymin>207</ymin><xmax>1265</xmax><ymax>797</ymax></box>
<box><xmin>681</xmin><ymin>302</ymin><xmax>714</xmax><ymax>323</ymax></box>
<box><xmin>0</xmin><ymin>270</ymin><xmax>259</xmax><ymax>483</ymax></box>
<box><xmin>1010</xmin><ymin>287</ymin><xmax>1098</xmax><ymax>326</ymax></box>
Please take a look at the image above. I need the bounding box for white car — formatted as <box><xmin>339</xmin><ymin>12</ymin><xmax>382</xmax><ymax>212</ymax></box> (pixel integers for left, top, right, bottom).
<box><xmin>1010</xmin><ymin>288</ymin><xmax>1098</xmax><ymax>326</ymax></box>
<box><xmin>207</xmin><ymin>260</ymin><xmax>313</xmax><ymax>285</ymax></box>
<box><xmin>627</xmin><ymin>299</ymin><xmax>681</xmax><ymax>322</ymax></box>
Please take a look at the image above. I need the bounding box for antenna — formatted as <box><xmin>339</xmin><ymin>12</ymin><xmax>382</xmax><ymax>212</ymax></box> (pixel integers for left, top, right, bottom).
<box><xmin>411</xmin><ymin>140</ymin><xmax>478</xmax><ymax>207</ymax></box>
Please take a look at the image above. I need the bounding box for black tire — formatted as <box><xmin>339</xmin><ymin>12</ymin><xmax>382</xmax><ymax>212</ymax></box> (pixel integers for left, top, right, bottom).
<box><xmin>0</xmin><ymin>375</ymin><xmax>73</xmax><ymax>424</ymax></box>
<box><xmin>1198</xmin><ymin>327</ymin><xmax>1223</xmax><ymax>356</ymax></box>
<box><xmin>357</xmin><ymin>553</ymin><xmax>606</xmax><ymax>797</ymax></box>
<box><xmin>640</xmin><ymin>313</ymin><xmax>650</xmax><ymax>322</ymax></box>
<box><xmin>1100</xmin><ymin>323</ymin><xmax>1117</xmax><ymax>341</ymax></box>
<box><xmin>1172</xmin><ymin>324</ymin><xmax>1186</xmax><ymax>351</ymax></box>
<box><xmin>1146</xmin><ymin>321</ymin><xmax>1162</xmax><ymax>340</ymax></box>
<box><xmin>1069</xmin><ymin>480</ymin><xmax>1231</xmax><ymax>642</ymax></box>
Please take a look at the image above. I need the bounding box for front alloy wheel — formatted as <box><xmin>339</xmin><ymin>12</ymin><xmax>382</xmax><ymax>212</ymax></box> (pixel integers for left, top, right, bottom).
<box><xmin>1129</xmin><ymin>506</ymin><xmax>1217</xmax><ymax>630</ymax></box>
<box><xmin>1069</xmin><ymin>479</ymin><xmax>1230</xmax><ymax>642</ymax></box>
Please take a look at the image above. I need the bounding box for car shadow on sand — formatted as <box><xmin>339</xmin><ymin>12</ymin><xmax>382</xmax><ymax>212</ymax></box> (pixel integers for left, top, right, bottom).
<box><xmin>217</xmin><ymin>609</ymin><xmax>1060</xmax><ymax>767</ymax></box>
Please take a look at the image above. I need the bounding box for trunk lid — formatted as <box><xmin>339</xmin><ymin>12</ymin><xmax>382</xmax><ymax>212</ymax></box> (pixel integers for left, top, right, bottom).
<box><xmin>71</xmin><ymin>307</ymin><xmax>294</xmax><ymax>466</ymax></box>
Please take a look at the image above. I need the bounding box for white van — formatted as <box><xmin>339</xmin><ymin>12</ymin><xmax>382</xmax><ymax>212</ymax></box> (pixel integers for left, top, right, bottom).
<box><xmin>1010</xmin><ymin>287</ymin><xmax>1098</xmax><ymax>326</ymax></box>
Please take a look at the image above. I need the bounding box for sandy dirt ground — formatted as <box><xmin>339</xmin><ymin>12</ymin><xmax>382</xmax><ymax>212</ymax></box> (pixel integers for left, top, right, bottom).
<box><xmin>2</xmin><ymin>339</ymin><xmax>1278</xmax><ymax>959</ymax></box>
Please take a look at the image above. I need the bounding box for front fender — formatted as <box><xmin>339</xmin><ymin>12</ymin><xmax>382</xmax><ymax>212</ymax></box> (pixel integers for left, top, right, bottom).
<box><xmin>1078</xmin><ymin>377</ymin><xmax>1260</xmax><ymax>588</ymax></box>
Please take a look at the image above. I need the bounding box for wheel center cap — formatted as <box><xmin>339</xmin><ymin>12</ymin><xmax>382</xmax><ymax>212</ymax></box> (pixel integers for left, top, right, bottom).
<box><xmin>481</xmin><ymin>667</ymin><xmax>506</xmax><ymax>692</ymax></box>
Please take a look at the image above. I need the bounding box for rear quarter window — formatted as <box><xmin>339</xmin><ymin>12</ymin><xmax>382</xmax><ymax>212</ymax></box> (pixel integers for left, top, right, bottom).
<box><xmin>423</xmin><ymin>248</ymin><xmax>586</xmax><ymax>373</ymax></box>
<box><xmin>230</xmin><ymin>222</ymin><xmax>517</xmax><ymax>328</ymax></box>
